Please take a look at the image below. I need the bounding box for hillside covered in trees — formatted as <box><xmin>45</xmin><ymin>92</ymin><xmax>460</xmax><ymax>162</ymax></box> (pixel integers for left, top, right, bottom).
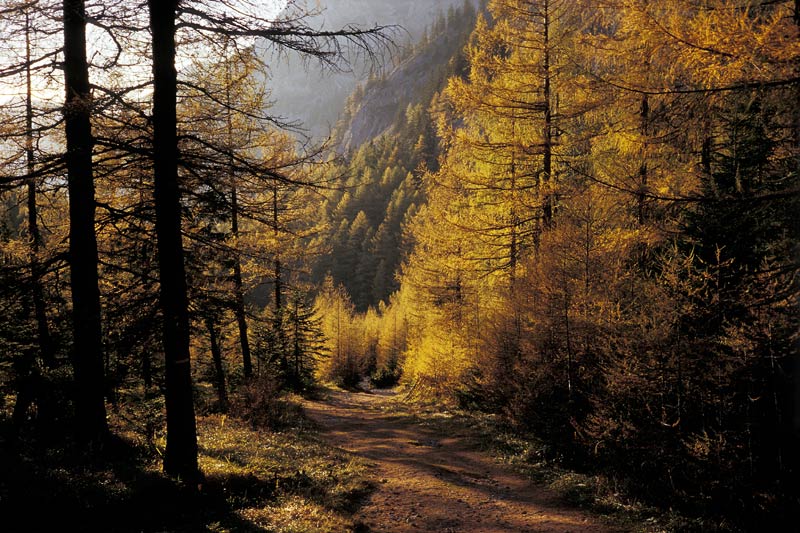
<box><xmin>0</xmin><ymin>0</ymin><xmax>798</xmax><ymax>531</ymax></box>
<box><xmin>309</xmin><ymin>1</ymin><xmax>479</xmax><ymax>310</ymax></box>
<box><xmin>311</xmin><ymin>0</ymin><xmax>799</xmax><ymax>528</ymax></box>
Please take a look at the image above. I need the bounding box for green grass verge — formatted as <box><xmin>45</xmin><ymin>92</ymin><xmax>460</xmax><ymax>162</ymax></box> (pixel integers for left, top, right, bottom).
<box><xmin>393</xmin><ymin>399</ymin><xmax>741</xmax><ymax>533</ymax></box>
<box><xmin>1</xmin><ymin>395</ymin><xmax>373</xmax><ymax>532</ymax></box>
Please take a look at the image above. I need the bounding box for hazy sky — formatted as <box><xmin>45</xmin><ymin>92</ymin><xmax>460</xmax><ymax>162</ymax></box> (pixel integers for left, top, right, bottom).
<box><xmin>0</xmin><ymin>1</ymin><xmax>292</xmax><ymax>104</ymax></box>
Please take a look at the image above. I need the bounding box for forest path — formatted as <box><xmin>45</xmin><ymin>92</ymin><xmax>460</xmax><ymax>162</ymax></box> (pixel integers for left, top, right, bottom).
<box><xmin>302</xmin><ymin>389</ymin><xmax>622</xmax><ymax>533</ymax></box>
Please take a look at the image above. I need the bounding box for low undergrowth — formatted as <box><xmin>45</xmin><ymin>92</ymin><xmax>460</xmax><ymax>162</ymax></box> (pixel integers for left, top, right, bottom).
<box><xmin>394</xmin><ymin>396</ymin><xmax>743</xmax><ymax>533</ymax></box>
<box><xmin>466</xmin><ymin>419</ymin><xmax>743</xmax><ymax>533</ymax></box>
<box><xmin>196</xmin><ymin>413</ymin><xmax>372</xmax><ymax>532</ymax></box>
<box><xmin>1</xmin><ymin>388</ymin><xmax>372</xmax><ymax>532</ymax></box>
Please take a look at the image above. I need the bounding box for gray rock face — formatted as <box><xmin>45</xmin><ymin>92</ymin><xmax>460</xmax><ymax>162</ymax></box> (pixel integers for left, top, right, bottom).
<box><xmin>337</xmin><ymin>28</ymin><xmax>458</xmax><ymax>152</ymax></box>
<box><xmin>299</xmin><ymin>0</ymin><xmax>451</xmax><ymax>38</ymax></box>
<box><xmin>265</xmin><ymin>0</ymin><xmax>468</xmax><ymax>140</ymax></box>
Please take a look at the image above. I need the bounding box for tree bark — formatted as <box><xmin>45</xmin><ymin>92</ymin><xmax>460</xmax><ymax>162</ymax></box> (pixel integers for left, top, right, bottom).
<box><xmin>231</xmin><ymin>188</ymin><xmax>253</xmax><ymax>378</ymax></box>
<box><xmin>638</xmin><ymin>94</ymin><xmax>649</xmax><ymax>225</ymax></box>
<box><xmin>273</xmin><ymin>186</ymin><xmax>282</xmax><ymax>313</ymax></box>
<box><xmin>63</xmin><ymin>0</ymin><xmax>108</xmax><ymax>447</ymax></box>
<box><xmin>224</xmin><ymin>52</ymin><xmax>253</xmax><ymax>379</ymax></box>
<box><xmin>11</xmin><ymin>8</ymin><xmax>54</xmax><ymax>443</ymax></box>
<box><xmin>26</xmin><ymin>10</ymin><xmax>54</xmax><ymax>369</ymax></box>
<box><xmin>541</xmin><ymin>0</ymin><xmax>554</xmax><ymax>227</ymax></box>
<box><xmin>794</xmin><ymin>2</ymin><xmax>800</xmax><ymax>441</ymax></box>
<box><xmin>205</xmin><ymin>318</ymin><xmax>228</xmax><ymax>410</ymax></box>
<box><xmin>148</xmin><ymin>0</ymin><xmax>200</xmax><ymax>482</ymax></box>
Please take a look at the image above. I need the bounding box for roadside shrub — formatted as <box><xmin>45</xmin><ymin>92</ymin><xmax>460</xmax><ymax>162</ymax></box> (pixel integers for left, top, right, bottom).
<box><xmin>231</xmin><ymin>375</ymin><xmax>305</xmax><ymax>431</ymax></box>
<box><xmin>369</xmin><ymin>365</ymin><xmax>400</xmax><ymax>389</ymax></box>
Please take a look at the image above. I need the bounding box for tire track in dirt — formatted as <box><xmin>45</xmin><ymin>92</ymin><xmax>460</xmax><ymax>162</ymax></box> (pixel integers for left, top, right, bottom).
<box><xmin>303</xmin><ymin>389</ymin><xmax>624</xmax><ymax>533</ymax></box>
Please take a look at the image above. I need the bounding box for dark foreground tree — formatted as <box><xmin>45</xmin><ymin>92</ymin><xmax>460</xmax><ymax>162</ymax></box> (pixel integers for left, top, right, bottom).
<box><xmin>148</xmin><ymin>0</ymin><xmax>200</xmax><ymax>482</ymax></box>
<box><xmin>0</xmin><ymin>0</ymin><xmax>62</xmax><ymax>442</ymax></box>
<box><xmin>63</xmin><ymin>0</ymin><xmax>108</xmax><ymax>448</ymax></box>
<box><xmin>146</xmin><ymin>0</ymin><xmax>390</xmax><ymax>482</ymax></box>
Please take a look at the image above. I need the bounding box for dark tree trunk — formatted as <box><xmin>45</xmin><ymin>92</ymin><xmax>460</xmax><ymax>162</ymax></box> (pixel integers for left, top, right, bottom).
<box><xmin>11</xmin><ymin>9</ymin><xmax>54</xmax><ymax>443</ymax></box>
<box><xmin>638</xmin><ymin>94</ymin><xmax>649</xmax><ymax>225</ymax></box>
<box><xmin>63</xmin><ymin>0</ymin><xmax>108</xmax><ymax>448</ymax></box>
<box><xmin>205</xmin><ymin>318</ymin><xmax>228</xmax><ymax>410</ymax></box>
<box><xmin>793</xmin><ymin>0</ymin><xmax>800</xmax><ymax>445</ymax></box>
<box><xmin>273</xmin><ymin>186</ymin><xmax>282</xmax><ymax>313</ymax></box>
<box><xmin>231</xmin><ymin>189</ymin><xmax>253</xmax><ymax>378</ymax></box>
<box><xmin>541</xmin><ymin>0</ymin><xmax>554</xmax><ymax>227</ymax></box>
<box><xmin>25</xmin><ymin>11</ymin><xmax>54</xmax><ymax>369</ymax></box>
<box><xmin>148</xmin><ymin>0</ymin><xmax>200</xmax><ymax>482</ymax></box>
<box><xmin>224</xmin><ymin>57</ymin><xmax>253</xmax><ymax>379</ymax></box>
<box><xmin>272</xmin><ymin>185</ymin><xmax>285</xmax><ymax>377</ymax></box>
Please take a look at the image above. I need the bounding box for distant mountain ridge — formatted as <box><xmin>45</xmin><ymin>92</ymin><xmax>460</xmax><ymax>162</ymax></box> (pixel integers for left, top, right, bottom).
<box><xmin>267</xmin><ymin>0</ymin><xmax>475</xmax><ymax>140</ymax></box>
<box><xmin>308</xmin><ymin>1</ymin><xmax>481</xmax><ymax>309</ymax></box>
<box><xmin>334</xmin><ymin>24</ymin><xmax>466</xmax><ymax>153</ymax></box>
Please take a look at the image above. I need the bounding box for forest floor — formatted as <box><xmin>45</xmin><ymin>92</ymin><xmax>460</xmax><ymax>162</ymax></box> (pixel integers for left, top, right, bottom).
<box><xmin>2</xmin><ymin>385</ymin><xmax>660</xmax><ymax>532</ymax></box>
<box><xmin>303</xmin><ymin>388</ymin><xmax>627</xmax><ymax>533</ymax></box>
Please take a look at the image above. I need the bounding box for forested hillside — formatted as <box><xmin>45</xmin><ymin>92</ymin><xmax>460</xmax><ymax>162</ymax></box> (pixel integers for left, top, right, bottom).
<box><xmin>0</xmin><ymin>0</ymin><xmax>797</xmax><ymax>531</ymax></box>
<box><xmin>309</xmin><ymin>1</ymin><xmax>479</xmax><ymax>310</ymax></box>
<box><xmin>266</xmin><ymin>0</ymin><xmax>475</xmax><ymax>139</ymax></box>
<box><xmin>314</xmin><ymin>0</ymin><xmax>800</xmax><ymax>528</ymax></box>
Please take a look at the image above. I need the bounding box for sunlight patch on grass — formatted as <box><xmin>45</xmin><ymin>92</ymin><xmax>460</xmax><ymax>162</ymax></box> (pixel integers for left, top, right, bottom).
<box><xmin>240</xmin><ymin>496</ymin><xmax>355</xmax><ymax>533</ymax></box>
<box><xmin>1</xmin><ymin>392</ymin><xmax>374</xmax><ymax>532</ymax></box>
<box><xmin>196</xmin><ymin>413</ymin><xmax>373</xmax><ymax>532</ymax></box>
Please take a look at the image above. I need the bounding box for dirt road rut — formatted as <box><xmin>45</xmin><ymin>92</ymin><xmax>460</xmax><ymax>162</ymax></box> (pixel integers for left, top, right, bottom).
<box><xmin>303</xmin><ymin>389</ymin><xmax>621</xmax><ymax>533</ymax></box>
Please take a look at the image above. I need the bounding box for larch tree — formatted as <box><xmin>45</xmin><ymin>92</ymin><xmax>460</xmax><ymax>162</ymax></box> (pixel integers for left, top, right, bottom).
<box><xmin>179</xmin><ymin>43</ymin><xmax>327</xmax><ymax>389</ymax></box>
<box><xmin>146</xmin><ymin>0</ymin><xmax>391</xmax><ymax>480</ymax></box>
<box><xmin>21</xmin><ymin>2</ymin><xmax>54</xmax><ymax>371</ymax></box>
<box><xmin>147</xmin><ymin>0</ymin><xmax>199</xmax><ymax>481</ymax></box>
<box><xmin>0</xmin><ymin>0</ymin><xmax>64</xmax><ymax>438</ymax></box>
<box><xmin>179</xmin><ymin>43</ymin><xmax>267</xmax><ymax>381</ymax></box>
<box><xmin>400</xmin><ymin>0</ymin><xmax>596</xmax><ymax>402</ymax></box>
<box><xmin>221</xmin><ymin>42</ymin><xmax>255</xmax><ymax>379</ymax></box>
<box><xmin>574</xmin><ymin>0</ymin><xmax>800</xmax><ymax>513</ymax></box>
<box><xmin>63</xmin><ymin>0</ymin><xmax>109</xmax><ymax>448</ymax></box>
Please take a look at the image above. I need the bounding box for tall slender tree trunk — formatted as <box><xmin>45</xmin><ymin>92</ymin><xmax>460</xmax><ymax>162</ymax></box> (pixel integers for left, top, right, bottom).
<box><xmin>273</xmin><ymin>186</ymin><xmax>282</xmax><ymax>313</ymax></box>
<box><xmin>271</xmin><ymin>185</ymin><xmax>285</xmax><ymax>376</ymax></box>
<box><xmin>509</xmin><ymin>111</ymin><xmax>518</xmax><ymax>290</ymax></box>
<box><xmin>148</xmin><ymin>0</ymin><xmax>200</xmax><ymax>482</ymax></box>
<box><xmin>224</xmin><ymin>53</ymin><xmax>253</xmax><ymax>378</ymax></box>
<box><xmin>541</xmin><ymin>0</ymin><xmax>554</xmax><ymax>227</ymax></box>
<box><xmin>638</xmin><ymin>94</ymin><xmax>649</xmax><ymax>225</ymax></box>
<box><xmin>25</xmin><ymin>11</ymin><xmax>53</xmax><ymax>369</ymax></box>
<box><xmin>231</xmin><ymin>190</ymin><xmax>253</xmax><ymax>378</ymax></box>
<box><xmin>63</xmin><ymin>0</ymin><xmax>108</xmax><ymax>448</ymax></box>
<box><xmin>205</xmin><ymin>318</ymin><xmax>228</xmax><ymax>410</ymax></box>
<box><xmin>792</xmin><ymin>0</ymin><xmax>800</xmax><ymax>441</ymax></box>
<box><xmin>11</xmin><ymin>8</ymin><xmax>53</xmax><ymax>441</ymax></box>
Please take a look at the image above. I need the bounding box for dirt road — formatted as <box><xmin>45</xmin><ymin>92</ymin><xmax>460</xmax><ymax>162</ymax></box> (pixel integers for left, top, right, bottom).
<box><xmin>303</xmin><ymin>389</ymin><xmax>622</xmax><ymax>533</ymax></box>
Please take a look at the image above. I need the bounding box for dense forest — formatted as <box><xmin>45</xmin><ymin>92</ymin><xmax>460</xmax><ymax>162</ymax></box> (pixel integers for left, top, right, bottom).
<box><xmin>1</xmin><ymin>0</ymin><xmax>798</xmax><ymax>531</ymax></box>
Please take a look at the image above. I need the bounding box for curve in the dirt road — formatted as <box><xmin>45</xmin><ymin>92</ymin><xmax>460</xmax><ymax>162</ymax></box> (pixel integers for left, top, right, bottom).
<box><xmin>303</xmin><ymin>390</ymin><xmax>623</xmax><ymax>533</ymax></box>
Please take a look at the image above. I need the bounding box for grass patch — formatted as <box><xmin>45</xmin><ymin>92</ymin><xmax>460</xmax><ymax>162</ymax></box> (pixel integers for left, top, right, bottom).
<box><xmin>197</xmin><ymin>413</ymin><xmax>373</xmax><ymax>530</ymax></box>
<box><xmin>1</xmin><ymin>394</ymin><xmax>372</xmax><ymax>532</ymax></box>
<box><xmin>391</xmin><ymin>398</ymin><xmax>739</xmax><ymax>533</ymax></box>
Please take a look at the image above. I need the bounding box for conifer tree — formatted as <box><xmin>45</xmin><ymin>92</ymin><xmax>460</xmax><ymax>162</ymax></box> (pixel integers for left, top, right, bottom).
<box><xmin>147</xmin><ymin>0</ymin><xmax>199</xmax><ymax>481</ymax></box>
<box><xmin>63</xmin><ymin>0</ymin><xmax>109</xmax><ymax>448</ymax></box>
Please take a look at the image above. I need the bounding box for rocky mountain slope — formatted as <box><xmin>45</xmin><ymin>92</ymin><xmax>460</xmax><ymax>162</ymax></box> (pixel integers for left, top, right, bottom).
<box><xmin>334</xmin><ymin>23</ymin><xmax>467</xmax><ymax>153</ymax></box>
<box><xmin>307</xmin><ymin>1</ymin><xmax>480</xmax><ymax>309</ymax></box>
<box><xmin>267</xmin><ymin>0</ymin><xmax>474</xmax><ymax>140</ymax></box>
